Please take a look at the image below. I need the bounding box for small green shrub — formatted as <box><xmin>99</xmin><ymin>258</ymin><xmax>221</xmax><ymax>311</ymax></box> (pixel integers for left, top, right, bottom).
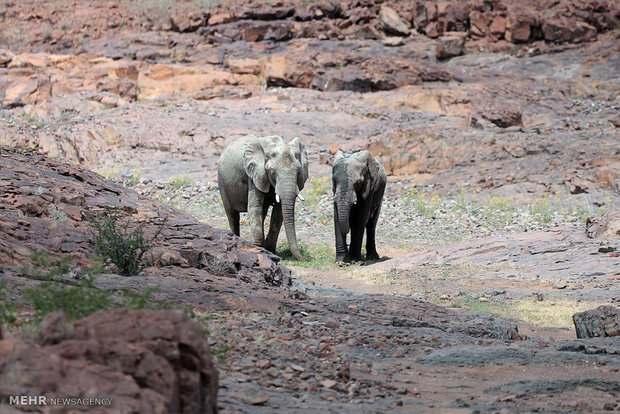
<box><xmin>59</xmin><ymin>110</ymin><xmax>78</xmax><ymax>121</ymax></box>
<box><xmin>87</xmin><ymin>210</ymin><xmax>165</xmax><ymax>276</ymax></box>
<box><xmin>23</xmin><ymin>281</ymin><xmax>174</xmax><ymax>323</ymax></box>
<box><xmin>23</xmin><ymin>280</ymin><xmax>114</xmax><ymax>322</ymax></box>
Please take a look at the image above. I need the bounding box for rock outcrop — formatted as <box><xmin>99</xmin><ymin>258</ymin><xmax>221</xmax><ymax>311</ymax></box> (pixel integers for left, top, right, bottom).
<box><xmin>0</xmin><ymin>148</ymin><xmax>289</xmax><ymax>290</ymax></box>
<box><xmin>0</xmin><ymin>309</ymin><xmax>218</xmax><ymax>413</ymax></box>
<box><xmin>573</xmin><ymin>306</ymin><xmax>620</xmax><ymax>338</ymax></box>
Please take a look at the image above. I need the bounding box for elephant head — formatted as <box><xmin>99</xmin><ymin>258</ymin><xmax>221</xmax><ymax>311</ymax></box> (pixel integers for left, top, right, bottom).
<box><xmin>244</xmin><ymin>136</ymin><xmax>309</xmax><ymax>260</ymax></box>
<box><xmin>332</xmin><ymin>150</ymin><xmax>381</xmax><ymax>235</ymax></box>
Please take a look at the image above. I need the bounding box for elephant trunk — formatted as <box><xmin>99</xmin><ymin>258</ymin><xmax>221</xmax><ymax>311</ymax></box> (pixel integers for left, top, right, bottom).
<box><xmin>281</xmin><ymin>194</ymin><xmax>303</xmax><ymax>261</ymax></box>
<box><xmin>336</xmin><ymin>188</ymin><xmax>352</xmax><ymax>235</ymax></box>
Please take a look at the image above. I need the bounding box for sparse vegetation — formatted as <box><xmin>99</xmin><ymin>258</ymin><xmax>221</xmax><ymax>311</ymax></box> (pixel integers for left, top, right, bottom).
<box><xmin>453</xmin><ymin>295</ymin><xmax>512</xmax><ymax>319</ymax></box>
<box><xmin>0</xmin><ymin>282</ymin><xmax>18</xmax><ymax>327</ymax></box>
<box><xmin>277</xmin><ymin>241</ymin><xmax>335</xmax><ymax>269</ymax></box>
<box><xmin>23</xmin><ymin>280</ymin><xmax>114</xmax><ymax>322</ymax></box>
<box><xmin>22</xmin><ymin>113</ymin><xmax>47</xmax><ymax>129</ymax></box>
<box><xmin>303</xmin><ymin>176</ymin><xmax>330</xmax><ymax>205</ymax></box>
<box><xmin>48</xmin><ymin>205</ymin><xmax>68</xmax><ymax>222</ymax></box>
<box><xmin>59</xmin><ymin>109</ymin><xmax>78</xmax><ymax>121</ymax></box>
<box><xmin>405</xmin><ymin>188</ymin><xmax>442</xmax><ymax>219</ymax></box>
<box><xmin>20</xmin><ymin>251</ymin><xmax>71</xmax><ymax>280</ymax></box>
<box><xmin>169</xmin><ymin>175</ymin><xmax>193</xmax><ymax>190</ymax></box>
<box><xmin>23</xmin><ymin>281</ymin><xmax>174</xmax><ymax>323</ymax></box>
<box><xmin>514</xmin><ymin>299</ymin><xmax>607</xmax><ymax>328</ymax></box>
<box><xmin>87</xmin><ymin>210</ymin><xmax>166</xmax><ymax>276</ymax></box>
<box><xmin>450</xmin><ymin>295</ymin><xmax>608</xmax><ymax>329</ymax></box>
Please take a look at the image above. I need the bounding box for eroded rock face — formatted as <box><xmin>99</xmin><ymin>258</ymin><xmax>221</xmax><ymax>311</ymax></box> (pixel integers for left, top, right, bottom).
<box><xmin>0</xmin><ymin>309</ymin><xmax>218</xmax><ymax>413</ymax></box>
<box><xmin>573</xmin><ymin>306</ymin><xmax>620</xmax><ymax>338</ymax></box>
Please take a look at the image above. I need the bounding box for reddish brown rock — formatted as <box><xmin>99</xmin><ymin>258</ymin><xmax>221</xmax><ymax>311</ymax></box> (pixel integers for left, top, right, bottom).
<box><xmin>436</xmin><ymin>31</ymin><xmax>467</xmax><ymax>60</ymax></box>
<box><xmin>0</xmin><ymin>75</ymin><xmax>52</xmax><ymax>107</ymax></box>
<box><xmin>506</xmin><ymin>9</ymin><xmax>537</xmax><ymax>43</ymax></box>
<box><xmin>0</xmin><ymin>310</ymin><xmax>219</xmax><ymax>413</ymax></box>
<box><xmin>208</xmin><ymin>12</ymin><xmax>233</xmax><ymax>26</ymax></box>
<box><xmin>424</xmin><ymin>21</ymin><xmax>443</xmax><ymax>38</ymax></box>
<box><xmin>542</xmin><ymin>18</ymin><xmax>597</xmax><ymax>44</ymax></box>
<box><xmin>170</xmin><ymin>11</ymin><xmax>209</xmax><ymax>33</ymax></box>
<box><xmin>469</xmin><ymin>10</ymin><xmax>490</xmax><ymax>38</ymax></box>
<box><xmin>480</xmin><ymin>102</ymin><xmax>523</xmax><ymax>128</ymax></box>
<box><xmin>573</xmin><ymin>306</ymin><xmax>620</xmax><ymax>338</ymax></box>
<box><xmin>260</xmin><ymin>54</ymin><xmax>315</xmax><ymax>88</ymax></box>
<box><xmin>379</xmin><ymin>6</ymin><xmax>410</xmax><ymax>37</ymax></box>
<box><xmin>489</xmin><ymin>15</ymin><xmax>506</xmax><ymax>40</ymax></box>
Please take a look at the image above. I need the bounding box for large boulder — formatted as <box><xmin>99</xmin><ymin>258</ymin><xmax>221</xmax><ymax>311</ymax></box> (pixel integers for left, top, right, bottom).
<box><xmin>380</xmin><ymin>6</ymin><xmax>411</xmax><ymax>37</ymax></box>
<box><xmin>0</xmin><ymin>309</ymin><xmax>219</xmax><ymax>413</ymax></box>
<box><xmin>435</xmin><ymin>31</ymin><xmax>467</xmax><ymax>60</ymax></box>
<box><xmin>542</xmin><ymin>18</ymin><xmax>597</xmax><ymax>44</ymax></box>
<box><xmin>573</xmin><ymin>306</ymin><xmax>620</xmax><ymax>338</ymax></box>
<box><xmin>505</xmin><ymin>9</ymin><xmax>538</xmax><ymax>43</ymax></box>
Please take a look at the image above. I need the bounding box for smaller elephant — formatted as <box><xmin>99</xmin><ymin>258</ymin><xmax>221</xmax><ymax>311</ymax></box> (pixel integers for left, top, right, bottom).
<box><xmin>332</xmin><ymin>150</ymin><xmax>387</xmax><ymax>263</ymax></box>
<box><xmin>217</xmin><ymin>134</ymin><xmax>309</xmax><ymax>261</ymax></box>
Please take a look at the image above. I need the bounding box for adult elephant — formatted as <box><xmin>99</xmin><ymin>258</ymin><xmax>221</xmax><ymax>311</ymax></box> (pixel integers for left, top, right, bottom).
<box><xmin>218</xmin><ymin>134</ymin><xmax>309</xmax><ymax>261</ymax></box>
<box><xmin>332</xmin><ymin>150</ymin><xmax>386</xmax><ymax>263</ymax></box>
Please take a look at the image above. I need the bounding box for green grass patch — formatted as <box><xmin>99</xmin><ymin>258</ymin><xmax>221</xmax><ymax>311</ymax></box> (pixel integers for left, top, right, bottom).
<box><xmin>451</xmin><ymin>295</ymin><xmax>512</xmax><ymax>319</ymax></box>
<box><xmin>277</xmin><ymin>241</ymin><xmax>336</xmax><ymax>269</ymax></box>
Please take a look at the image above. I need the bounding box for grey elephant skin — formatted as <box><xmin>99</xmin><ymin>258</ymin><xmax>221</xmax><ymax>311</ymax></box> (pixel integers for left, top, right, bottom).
<box><xmin>332</xmin><ymin>150</ymin><xmax>387</xmax><ymax>263</ymax></box>
<box><xmin>217</xmin><ymin>134</ymin><xmax>309</xmax><ymax>261</ymax></box>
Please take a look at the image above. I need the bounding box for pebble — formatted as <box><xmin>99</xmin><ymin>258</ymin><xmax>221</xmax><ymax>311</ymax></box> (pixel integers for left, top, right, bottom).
<box><xmin>321</xmin><ymin>379</ymin><xmax>338</xmax><ymax>389</ymax></box>
<box><xmin>291</xmin><ymin>364</ymin><xmax>305</xmax><ymax>372</ymax></box>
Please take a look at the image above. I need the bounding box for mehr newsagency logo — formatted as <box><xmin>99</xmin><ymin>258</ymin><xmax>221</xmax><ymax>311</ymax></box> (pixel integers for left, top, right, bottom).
<box><xmin>5</xmin><ymin>395</ymin><xmax>112</xmax><ymax>407</ymax></box>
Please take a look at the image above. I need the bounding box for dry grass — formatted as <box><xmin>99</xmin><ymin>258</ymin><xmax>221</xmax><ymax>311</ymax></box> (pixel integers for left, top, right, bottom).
<box><xmin>513</xmin><ymin>299</ymin><xmax>609</xmax><ymax>328</ymax></box>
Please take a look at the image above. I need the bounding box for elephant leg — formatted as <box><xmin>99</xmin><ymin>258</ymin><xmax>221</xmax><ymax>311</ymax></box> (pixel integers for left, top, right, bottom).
<box><xmin>265</xmin><ymin>203</ymin><xmax>282</xmax><ymax>253</ymax></box>
<box><xmin>334</xmin><ymin>204</ymin><xmax>349</xmax><ymax>262</ymax></box>
<box><xmin>351</xmin><ymin>200</ymin><xmax>374</xmax><ymax>262</ymax></box>
<box><xmin>225</xmin><ymin>209</ymin><xmax>241</xmax><ymax>236</ymax></box>
<box><xmin>349</xmin><ymin>209</ymin><xmax>365</xmax><ymax>263</ymax></box>
<box><xmin>365</xmin><ymin>206</ymin><xmax>381</xmax><ymax>261</ymax></box>
<box><xmin>247</xmin><ymin>184</ymin><xmax>266</xmax><ymax>247</ymax></box>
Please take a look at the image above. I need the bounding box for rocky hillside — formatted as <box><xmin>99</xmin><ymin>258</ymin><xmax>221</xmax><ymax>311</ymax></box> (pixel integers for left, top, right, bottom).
<box><xmin>1</xmin><ymin>0</ymin><xmax>619</xmax><ymax>412</ymax></box>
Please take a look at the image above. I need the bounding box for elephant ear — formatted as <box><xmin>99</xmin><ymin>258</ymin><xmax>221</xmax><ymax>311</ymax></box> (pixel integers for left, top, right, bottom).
<box><xmin>360</xmin><ymin>150</ymin><xmax>380</xmax><ymax>199</ymax></box>
<box><xmin>243</xmin><ymin>137</ymin><xmax>271</xmax><ymax>193</ymax></box>
<box><xmin>289</xmin><ymin>137</ymin><xmax>309</xmax><ymax>191</ymax></box>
